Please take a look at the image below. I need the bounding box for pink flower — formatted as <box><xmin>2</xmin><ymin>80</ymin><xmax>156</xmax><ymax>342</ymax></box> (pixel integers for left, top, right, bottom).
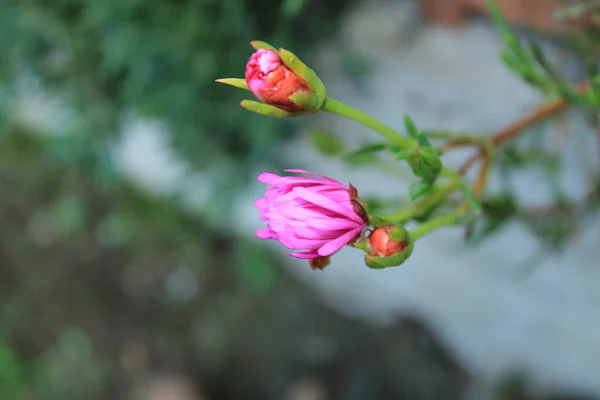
<box><xmin>254</xmin><ymin>169</ymin><xmax>368</xmax><ymax>262</ymax></box>
<box><xmin>245</xmin><ymin>49</ymin><xmax>311</xmax><ymax>112</ymax></box>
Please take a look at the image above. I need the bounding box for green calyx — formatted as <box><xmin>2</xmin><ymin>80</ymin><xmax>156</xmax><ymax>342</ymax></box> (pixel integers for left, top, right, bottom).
<box><xmin>364</xmin><ymin>241</ymin><xmax>414</xmax><ymax>269</ymax></box>
<box><xmin>397</xmin><ymin>115</ymin><xmax>442</xmax><ymax>183</ymax></box>
<box><xmin>361</xmin><ymin>224</ymin><xmax>415</xmax><ymax>269</ymax></box>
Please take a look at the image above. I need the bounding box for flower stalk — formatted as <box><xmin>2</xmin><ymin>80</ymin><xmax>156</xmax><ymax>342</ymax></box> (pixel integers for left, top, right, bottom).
<box><xmin>322</xmin><ymin>97</ymin><xmax>413</xmax><ymax>149</ymax></box>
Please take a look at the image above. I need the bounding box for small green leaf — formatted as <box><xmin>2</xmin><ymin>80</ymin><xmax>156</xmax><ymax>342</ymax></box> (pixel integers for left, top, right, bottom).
<box><xmin>395</xmin><ymin>149</ymin><xmax>410</xmax><ymax>160</ymax></box>
<box><xmin>529</xmin><ymin>41</ymin><xmax>558</xmax><ymax>80</ymax></box>
<box><xmin>499</xmin><ymin>50</ymin><xmax>524</xmax><ymax>74</ymax></box>
<box><xmin>343</xmin><ymin>142</ymin><xmax>389</xmax><ymax>164</ymax></box>
<box><xmin>409</xmin><ymin>180</ymin><xmax>432</xmax><ymax>201</ymax></box>
<box><xmin>402</xmin><ymin>114</ymin><xmax>419</xmax><ymax>139</ymax></box>
<box><xmin>416</xmin><ymin>132</ymin><xmax>433</xmax><ymax>147</ymax></box>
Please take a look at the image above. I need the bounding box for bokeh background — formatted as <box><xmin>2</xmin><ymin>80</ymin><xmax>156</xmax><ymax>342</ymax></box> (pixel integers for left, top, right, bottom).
<box><xmin>1</xmin><ymin>0</ymin><xmax>599</xmax><ymax>399</ymax></box>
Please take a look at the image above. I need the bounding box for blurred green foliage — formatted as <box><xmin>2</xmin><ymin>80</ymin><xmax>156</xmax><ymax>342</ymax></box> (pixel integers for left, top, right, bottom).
<box><xmin>0</xmin><ymin>0</ymin><xmax>352</xmax><ymax>184</ymax></box>
<box><xmin>0</xmin><ymin>0</ymin><xmax>355</xmax><ymax>396</ymax></box>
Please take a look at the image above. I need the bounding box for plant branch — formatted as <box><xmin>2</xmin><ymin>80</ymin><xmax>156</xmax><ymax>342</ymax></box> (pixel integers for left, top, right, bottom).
<box><xmin>322</xmin><ymin>97</ymin><xmax>413</xmax><ymax>148</ymax></box>
<box><xmin>410</xmin><ymin>213</ymin><xmax>466</xmax><ymax>241</ymax></box>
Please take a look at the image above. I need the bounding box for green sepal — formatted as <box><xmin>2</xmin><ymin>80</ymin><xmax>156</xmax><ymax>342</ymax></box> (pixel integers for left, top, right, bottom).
<box><xmin>388</xmin><ymin>225</ymin><xmax>408</xmax><ymax>242</ymax></box>
<box><xmin>215</xmin><ymin>78</ymin><xmax>250</xmax><ymax>91</ymax></box>
<box><xmin>250</xmin><ymin>40</ymin><xmax>278</xmax><ymax>52</ymax></box>
<box><xmin>352</xmin><ymin>239</ymin><xmax>370</xmax><ymax>252</ymax></box>
<box><xmin>406</xmin><ymin>145</ymin><xmax>442</xmax><ymax>182</ymax></box>
<box><xmin>240</xmin><ymin>100</ymin><xmax>303</xmax><ymax>118</ymax></box>
<box><xmin>395</xmin><ymin>149</ymin><xmax>410</xmax><ymax>160</ymax></box>
<box><xmin>364</xmin><ymin>241</ymin><xmax>414</xmax><ymax>269</ymax></box>
<box><xmin>368</xmin><ymin>215</ymin><xmax>391</xmax><ymax>228</ymax></box>
<box><xmin>289</xmin><ymin>91</ymin><xmax>322</xmax><ymax>112</ymax></box>
<box><xmin>278</xmin><ymin>47</ymin><xmax>327</xmax><ymax>107</ymax></box>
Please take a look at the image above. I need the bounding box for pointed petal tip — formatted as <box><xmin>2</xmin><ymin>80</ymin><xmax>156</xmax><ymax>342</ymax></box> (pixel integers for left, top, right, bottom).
<box><xmin>257</xmin><ymin>171</ymin><xmax>281</xmax><ymax>184</ymax></box>
<box><xmin>317</xmin><ymin>227</ymin><xmax>363</xmax><ymax>256</ymax></box>
<box><xmin>256</xmin><ymin>228</ymin><xmax>274</xmax><ymax>239</ymax></box>
<box><xmin>254</xmin><ymin>198</ymin><xmax>268</xmax><ymax>209</ymax></box>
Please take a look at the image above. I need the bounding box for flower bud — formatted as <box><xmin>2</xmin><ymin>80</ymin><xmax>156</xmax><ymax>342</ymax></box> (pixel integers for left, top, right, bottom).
<box><xmin>364</xmin><ymin>225</ymin><xmax>414</xmax><ymax>269</ymax></box>
<box><xmin>216</xmin><ymin>41</ymin><xmax>326</xmax><ymax>118</ymax></box>
<box><xmin>255</xmin><ymin>169</ymin><xmax>367</xmax><ymax>270</ymax></box>
<box><xmin>406</xmin><ymin>145</ymin><xmax>442</xmax><ymax>182</ymax></box>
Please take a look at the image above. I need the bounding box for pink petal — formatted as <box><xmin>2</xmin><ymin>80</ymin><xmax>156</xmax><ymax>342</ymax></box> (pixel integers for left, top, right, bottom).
<box><xmin>259</xmin><ymin>209</ymin><xmax>268</xmax><ymax>221</ymax></box>
<box><xmin>292</xmin><ymin>187</ymin><xmax>363</xmax><ymax>223</ymax></box>
<box><xmin>254</xmin><ymin>198</ymin><xmax>268</xmax><ymax>209</ymax></box>
<box><xmin>306</xmin><ymin>217</ymin><xmax>362</xmax><ymax>231</ymax></box>
<box><xmin>292</xmin><ymin>226</ymin><xmax>346</xmax><ymax>240</ymax></box>
<box><xmin>256</xmin><ymin>228</ymin><xmax>275</xmax><ymax>239</ymax></box>
<box><xmin>278</xmin><ymin>234</ymin><xmax>330</xmax><ymax>251</ymax></box>
<box><xmin>257</xmin><ymin>172</ymin><xmax>281</xmax><ymax>184</ymax></box>
<box><xmin>317</xmin><ymin>227</ymin><xmax>363</xmax><ymax>256</ymax></box>
<box><xmin>284</xmin><ymin>169</ymin><xmax>342</xmax><ymax>183</ymax></box>
<box><xmin>278</xmin><ymin>205</ymin><xmax>339</xmax><ymax>221</ymax></box>
<box><xmin>289</xmin><ymin>251</ymin><xmax>320</xmax><ymax>259</ymax></box>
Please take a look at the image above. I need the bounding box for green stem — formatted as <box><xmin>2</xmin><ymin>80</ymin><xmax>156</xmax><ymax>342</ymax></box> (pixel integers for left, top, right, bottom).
<box><xmin>322</xmin><ymin>97</ymin><xmax>413</xmax><ymax>148</ymax></box>
<box><xmin>441</xmin><ymin>168</ymin><xmax>482</xmax><ymax>215</ymax></box>
<box><xmin>379</xmin><ymin>182</ymin><xmax>460</xmax><ymax>223</ymax></box>
<box><xmin>410</xmin><ymin>213</ymin><xmax>465</xmax><ymax>241</ymax></box>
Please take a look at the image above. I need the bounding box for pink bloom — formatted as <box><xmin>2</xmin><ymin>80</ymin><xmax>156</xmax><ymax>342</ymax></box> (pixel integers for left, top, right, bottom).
<box><xmin>255</xmin><ymin>169</ymin><xmax>368</xmax><ymax>260</ymax></box>
<box><xmin>245</xmin><ymin>49</ymin><xmax>311</xmax><ymax>111</ymax></box>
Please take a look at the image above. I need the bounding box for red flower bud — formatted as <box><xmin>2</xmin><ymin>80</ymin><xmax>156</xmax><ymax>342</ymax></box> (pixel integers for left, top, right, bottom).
<box><xmin>368</xmin><ymin>225</ymin><xmax>408</xmax><ymax>257</ymax></box>
<box><xmin>245</xmin><ymin>49</ymin><xmax>311</xmax><ymax>112</ymax></box>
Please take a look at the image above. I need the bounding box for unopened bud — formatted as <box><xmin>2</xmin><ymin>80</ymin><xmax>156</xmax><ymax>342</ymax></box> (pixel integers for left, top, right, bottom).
<box><xmin>364</xmin><ymin>225</ymin><xmax>413</xmax><ymax>269</ymax></box>
<box><xmin>216</xmin><ymin>41</ymin><xmax>326</xmax><ymax>118</ymax></box>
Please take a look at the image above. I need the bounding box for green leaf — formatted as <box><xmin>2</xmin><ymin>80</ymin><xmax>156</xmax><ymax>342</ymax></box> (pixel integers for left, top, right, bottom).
<box><xmin>394</xmin><ymin>149</ymin><xmax>410</xmax><ymax>160</ymax></box>
<box><xmin>343</xmin><ymin>142</ymin><xmax>390</xmax><ymax>164</ymax></box>
<box><xmin>468</xmin><ymin>194</ymin><xmax>518</xmax><ymax>243</ymax></box>
<box><xmin>409</xmin><ymin>180</ymin><xmax>432</xmax><ymax>201</ymax></box>
<box><xmin>402</xmin><ymin>114</ymin><xmax>419</xmax><ymax>139</ymax></box>
<box><xmin>499</xmin><ymin>50</ymin><xmax>524</xmax><ymax>74</ymax></box>
<box><xmin>416</xmin><ymin>132</ymin><xmax>433</xmax><ymax>147</ymax></box>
